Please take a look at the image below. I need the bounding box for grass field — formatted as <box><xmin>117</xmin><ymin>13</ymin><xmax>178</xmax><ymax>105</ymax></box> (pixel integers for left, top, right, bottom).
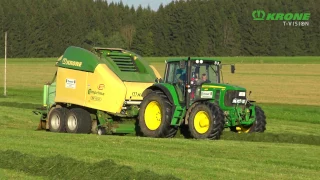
<box><xmin>0</xmin><ymin>57</ymin><xmax>319</xmax><ymax>179</ymax></box>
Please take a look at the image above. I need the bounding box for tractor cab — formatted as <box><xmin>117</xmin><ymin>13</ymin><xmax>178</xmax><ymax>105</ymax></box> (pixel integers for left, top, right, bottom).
<box><xmin>163</xmin><ymin>57</ymin><xmax>234</xmax><ymax>107</ymax></box>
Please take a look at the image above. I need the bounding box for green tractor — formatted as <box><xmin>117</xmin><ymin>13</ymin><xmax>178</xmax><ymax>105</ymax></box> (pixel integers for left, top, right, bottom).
<box><xmin>138</xmin><ymin>57</ymin><xmax>266</xmax><ymax>139</ymax></box>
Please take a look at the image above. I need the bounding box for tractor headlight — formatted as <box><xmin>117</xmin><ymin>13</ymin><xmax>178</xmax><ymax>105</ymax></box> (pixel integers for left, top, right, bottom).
<box><xmin>239</xmin><ymin>92</ymin><xmax>246</xmax><ymax>97</ymax></box>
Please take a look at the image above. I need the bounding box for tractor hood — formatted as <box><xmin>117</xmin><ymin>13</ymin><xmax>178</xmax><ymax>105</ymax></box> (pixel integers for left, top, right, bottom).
<box><xmin>201</xmin><ymin>83</ymin><xmax>246</xmax><ymax>91</ymax></box>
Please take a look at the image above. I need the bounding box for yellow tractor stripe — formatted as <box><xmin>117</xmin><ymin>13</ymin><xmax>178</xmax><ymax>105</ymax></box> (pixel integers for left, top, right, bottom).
<box><xmin>202</xmin><ymin>85</ymin><xmax>226</xmax><ymax>89</ymax></box>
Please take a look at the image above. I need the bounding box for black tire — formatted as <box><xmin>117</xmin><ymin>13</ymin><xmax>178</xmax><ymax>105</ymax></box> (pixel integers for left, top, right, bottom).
<box><xmin>187</xmin><ymin>102</ymin><xmax>225</xmax><ymax>140</ymax></box>
<box><xmin>249</xmin><ymin>106</ymin><xmax>266</xmax><ymax>132</ymax></box>
<box><xmin>138</xmin><ymin>91</ymin><xmax>177</xmax><ymax>138</ymax></box>
<box><xmin>65</xmin><ymin>108</ymin><xmax>92</xmax><ymax>134</ymax></box>
<box><xmin>180</xmin><ymin>102</ymin><xmax>200</xmax><ymax>139</ymax></box>
<box><xmin>48</xmin><ymin>107</ymin><xmax>68</xmax><ymax>133</ymax></box>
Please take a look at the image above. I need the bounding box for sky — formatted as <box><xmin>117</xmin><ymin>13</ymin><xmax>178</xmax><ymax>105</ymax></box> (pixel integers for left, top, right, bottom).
<box><xmin>108</xmin><ymin>0</ymin><xmax>173</xmax><ymax>11</ymax></box>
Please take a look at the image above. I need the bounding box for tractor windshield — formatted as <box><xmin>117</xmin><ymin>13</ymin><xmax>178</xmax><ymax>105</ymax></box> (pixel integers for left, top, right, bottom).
<box><xmin>191</xmin><ymin>61</ymin><xmax>219</xmax><ymax>84</ymax></box>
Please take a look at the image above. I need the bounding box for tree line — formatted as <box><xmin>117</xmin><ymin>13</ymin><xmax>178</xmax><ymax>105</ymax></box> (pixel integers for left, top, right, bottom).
<box><xmin>0</xmin><ymin>0</ymin><xmax>319</xmax><ymax>58</ymax></box>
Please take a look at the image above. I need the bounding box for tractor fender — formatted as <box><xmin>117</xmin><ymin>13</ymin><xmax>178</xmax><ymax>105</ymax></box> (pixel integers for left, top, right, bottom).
<box><xmin>141</xmin><ymin>84</ymin><xmax>178</xmax><ymax>106</ymax></box>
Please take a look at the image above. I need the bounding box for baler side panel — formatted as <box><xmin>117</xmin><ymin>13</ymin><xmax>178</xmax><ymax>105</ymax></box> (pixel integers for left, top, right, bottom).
<box><xmin>55</xmin><ymin>67</ymin><xmax>88</xmax><ymax>106</ymax></box>
<box><xmin>123</xmin><ymin>82</ymin><xmax>153</xmax><ymax>101</ymax></box>
<box><xmin>85</xmin><ymin>64</ymin><xmax>126</xmax><ymax>113</ymax></box>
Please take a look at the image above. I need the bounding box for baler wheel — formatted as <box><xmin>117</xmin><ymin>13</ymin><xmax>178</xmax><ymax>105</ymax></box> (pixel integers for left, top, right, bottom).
<box><xmin>138</xmin><ymin>91</ymin><xmax>177</xmax><ymax>138</ymax></box>
<box><xmin>48</xmin><ymin>107</ymin><xmax>68</xmax><ymax>133</ymax></box>
<box><xmin>66</xmin><ymin>108</ymin><xmax>92</xmax><ymax>134</ymax></box>
<box><xmin>187</xmin><ymin>102</ymin><xmax>224</xmax><ymax>140</ymax></box>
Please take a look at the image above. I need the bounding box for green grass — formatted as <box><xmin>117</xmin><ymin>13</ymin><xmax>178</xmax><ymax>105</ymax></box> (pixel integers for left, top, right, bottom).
<box><xmin>0</xmin><ymin>169</ymin><xmax>44</xmax><ymax>180</ymax></box>
<box><xmin>0</xmin><ymin>129</ymin><xmax>319</xmax><ymax>180</ymax></box>
<box><xmin>0</xmin><ymin>87</ymin><xmax>320</xmax><ymax>179</ymax></box>
<box><xmin>0</xmin><ymin>57</ymin><xmax>320</xmax><ymax>179</ymax></box>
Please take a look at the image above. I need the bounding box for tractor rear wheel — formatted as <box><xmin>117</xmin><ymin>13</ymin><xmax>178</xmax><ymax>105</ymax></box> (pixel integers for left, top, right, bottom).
<box><xmin>48</xmin><ymin>107</ymin><xmax>68</xmax><ymax>132</ymax></box>
<box><xmin>187</xmin><ymin>102</ymin><xmax>224</xmax><ymax>140</ymax></box>
<box><xmin>66</xmin><ymin>108</ymin><xmax>92</xmax><ymax>134</ymax></box>
<box><xmin>249</xmin><ymin>106</ymin><xmax>266</xmax><ymax>132</ymax></box>
<box><xmin>138</xmin><ymin>91</ymin><xmax>177</xmax><ymax>138</ymax></box>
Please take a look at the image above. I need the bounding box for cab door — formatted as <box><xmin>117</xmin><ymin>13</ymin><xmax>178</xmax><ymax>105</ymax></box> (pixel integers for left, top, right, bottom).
<box><xmin>164</xmin><ymin>62</ymin><xmax>187</xmax><ymax>103</ymax></box>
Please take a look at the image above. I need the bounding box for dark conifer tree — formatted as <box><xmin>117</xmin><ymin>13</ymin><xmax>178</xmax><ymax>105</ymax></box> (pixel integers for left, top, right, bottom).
<box><xmin>0</xmin><ymin>0</ymin><xmax>318</xmax><ymax>57</ymax></box>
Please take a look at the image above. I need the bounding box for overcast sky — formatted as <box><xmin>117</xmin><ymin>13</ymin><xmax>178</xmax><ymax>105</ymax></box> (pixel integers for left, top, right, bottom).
<box><xmin>108</xmin><ymin>0</ymin><xmax>173</xmax><ymax>11</ymax></box>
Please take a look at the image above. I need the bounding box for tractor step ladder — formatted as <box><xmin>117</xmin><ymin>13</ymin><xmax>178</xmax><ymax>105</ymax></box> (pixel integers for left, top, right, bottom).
<box><xmin>171</xmin><ymin>106</ymin><xmax>186</xmax><ymax>126</ymax></box>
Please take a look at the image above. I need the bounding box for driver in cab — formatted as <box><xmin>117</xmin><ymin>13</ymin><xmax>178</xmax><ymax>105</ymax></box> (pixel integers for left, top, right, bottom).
<box><xmin>197</xmin><ymin>73</ymin><xmax>210</xmax><ymax>84</ymax></box>
<box><xmin>176</xmin><ymin>68</ymin><xmax>186</xmax><ymax>84</ymax></box>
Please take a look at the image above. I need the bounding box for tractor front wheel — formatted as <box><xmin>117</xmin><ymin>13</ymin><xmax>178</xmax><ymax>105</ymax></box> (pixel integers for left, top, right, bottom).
<box><xmin>249</xmin><ymin>106</ymin><xmax>266</xmax><ymax>132</ymax></box>
<box><xmin>138</xmin><ymin>91</ymin><xmax>177</xmax><ymax>138</ymax></box>
<box><xmin>187</xmin><ymin>102</ymin><xmax>225</xmax><ymax>140</ymax></box>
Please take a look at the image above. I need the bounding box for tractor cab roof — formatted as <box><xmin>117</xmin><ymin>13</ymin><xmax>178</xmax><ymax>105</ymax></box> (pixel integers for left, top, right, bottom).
<box><xmin>166</xmin><ymin>57</ymin><xmax>221</xmax><ymax>64</ymax></box>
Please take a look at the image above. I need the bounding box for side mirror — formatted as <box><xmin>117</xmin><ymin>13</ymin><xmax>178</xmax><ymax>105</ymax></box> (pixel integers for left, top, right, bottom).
<box><xmin>180</xmin><ymin>60</ymin><xmax>185</xmax><ymax>69</ymax></box>
<box><xmin>231</xmin><ymin>64</ymin><xmax>235</xmax><ymax>73</ymax></box>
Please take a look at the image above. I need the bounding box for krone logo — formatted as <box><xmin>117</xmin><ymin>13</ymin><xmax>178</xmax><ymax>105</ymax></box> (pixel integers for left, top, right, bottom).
<box><xmin>252</xmin><ymin>10</ymin><xmax>265</xmax><ymax>20</ymax></box>
<box><xmin>61</xmin><ymin>58</ymin><xmax>83</xmax><ymax>67</ymax></box>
